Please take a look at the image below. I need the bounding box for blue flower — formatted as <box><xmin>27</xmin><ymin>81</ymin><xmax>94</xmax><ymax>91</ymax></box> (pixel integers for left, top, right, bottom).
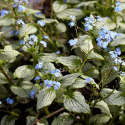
<box><xmin>96</xmin><ymin>16</ymin><xmax>103</xmax><ymax>22</ymax></box>
<box><xmin>84</xmin><ymin>23</ymin><xmax>93</xmax><ymax>31</ymax></box>
<box><xmin>56</xmin><ymin>51</ymin><xmax>60</xmax><ymax>54</ymax></box>
<box><xmin>50</xmin><ymin>69</ymin><xmax>60</xmax><ymax>77</ymax></box>
<box><xmin>109</xmin><ymin>51</ymin><xmax>118</xmax><ymax>59</ymax></box>
<box><xmin>44</xmin><ymin>80</ymin><xmax>61</xmax><ymax>90</ymax></box>
<box><xmin>20</xmin><ymin>40</ymin><xmax>26</xmax><ymax>45</ymax></box>
<box><xmin>40</xmin><ymin>83</ymin><xmax>42</xmax><ymax>86</ymax></box>
<box><xmin>6</xmin><ymin>97</ymin><xmax>14</xmax><ymax>104</ymax></box>
<box><xmin>36</xmin><ymin>12</ymin><xmax>42</xmax><ymax>16</ymax></box>
<box><xmin>40</xmin><ymin>41</ymin><xmax>47</xmax><ymax>47</ymax></box>
<box><xmin>1</xmin><ymin>9</ymin><xmax>9</xmax><ymax>17</ymax></box>
<box><xmin>69</xmin><ymin>22</ymin><xmax>75</xmax><ymax>27</ymax></box>
<box><xmin>10</xmin><ymin>30</ymin><xmax>15</xmax><ymax>35</ymax></box>
<box><xmin>114</xmin><ymin>57</ymin><xmax>122</xmax><ymax>64</ymax></box>
<box><xmin>35</xmin><ymin>62</ymin><xmax>43</xmax><ymax>69</ymax></box>
<box><xmin>38</xmin><ymin>20</ymin><xmax>46</xmax><ymax>27</ymax></box>
<box><xmin>43</xmin><ymin>35</ymin><xmax>49</xmax><ymax>40</ymax></box>
<box><xmin>113</xmin><ymin>66</ymin><xmax>118</xmax><ymax>71</ymax></box>
<box><xmin>115</xmin><ymin>2</ymin><xmax>121</xmax><ymax>6</ymax></box>
<box><xmin>70</xmin><ymin>15</ymin><xmax>76</xmax><ymax>21</ymax></box>
<box><xmin>44</xmin><ymin>80</ymin><xmax>53</xmax><ymax>88</ymax></box>
<box><xmin>34</xmin><ymin>76</ymin><xmax>41</xmax><ymax>81</ymax></box>
<box><xmin>53</xmin><ymin>81</ymin><xmax>61</xmax><ymax>90</ymax></box>
<box><xmin>85</xmin><ymin>77</ymin><xmax>94</xmax><ymax>83</ymax></box>
<box><xmin>116</xmin><ymin>47</ymin><xmax>121</xmax><ymax>55</ymax></box>
<box><xmin>30</xmin><ymin>90</ymin><xmax>36</xmax><ymax>98</ymax></box>
<box><xmin>119</xmin><ymin>71</ymin><xmax>125</xmax><ymax>76</ymax></box>
<box><xmin>14</xmin><ymin>0</ymin><xmax>19</xmax><ymax>2</ymax></box>
<box><xmin>15</xmin><ymin>31</ymin><xmax>19</xmax><ymax>35</ymax></box>
<box><xmin>115</xmin><ymin>6</ymin><xmax>123</xmax><ymax>12</ymax></box>
<box><xmin>68</xmin><ymin>38</ymin><xmax>78</xmax><ymax>46</ymax></box>
<box><xmin>29</xmin><ymin>35</ymin><xmax>38</xmax><ymax>45</ymax></box>
<box><xmin>17</xmin><ymin>19</ymin><xmax>25</xmax><ymax>26</ymax></box>
<box><xmin>64</xmin><ymin>0</ymin><xmax>67</xmax><ymax>3</ymax></box>
<box><xmin>18</xmin><ymin>5</ymin><xmax>26</xmax><ymax>12</ymax></box>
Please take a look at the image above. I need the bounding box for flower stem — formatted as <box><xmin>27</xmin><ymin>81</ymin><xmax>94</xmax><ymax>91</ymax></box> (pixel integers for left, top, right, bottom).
<box><xmin>0</xmin><ymin>66</ymin><xmax>13</xmax><ymax>85</ymax></box>
<box><xmin>114</xmin><ymin>0</ymin><xmax>117</xmax><ymax>27</ymax></box>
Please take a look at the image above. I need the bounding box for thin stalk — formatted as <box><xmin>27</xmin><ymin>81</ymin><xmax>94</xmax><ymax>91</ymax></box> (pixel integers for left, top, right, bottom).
<box><xmin>0</xmin><ymin>109</ymin><xmax>19</xmax><ymax>116</ymax></box>
<box><xmin>105</xmin><ymin>0</ymin><xmax>110</xmax><ymax>15</ymax></box>
<box><xmin>0</xmin><ymin>66</ymin><xmax>13</xmax><ymax>85</ymax></box>
<box><xmin>114</xmin><ymin>0</ymin><xmax>117</xmax><ymax>26</ymax></box>
<box><xmin>25</xmin><ymin>14</ymin><xmax>55</xmax><ymax>47</ymax></box>
<box><xmin>30</xmin><ymin>107</ymin><xmax>65</xmax><ymax>125</ymax></box>
<box><xmin>79</xmin><ymin>56</ymin><xmax>87</xmax><ymax>72</ymax></box>
<box><xmin>43</xmin><ymin>107</ymin><xmax>50</xmax><ymax>115</ymax></box>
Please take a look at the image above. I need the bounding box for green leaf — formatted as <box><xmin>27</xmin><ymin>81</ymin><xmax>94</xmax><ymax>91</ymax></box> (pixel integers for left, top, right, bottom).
<box><xmin>19</xmin><ymin>23</ymin><xmax>37</xmax><ymax>37</ymax></box>
<box><xmin>34</xmin><ymin>13</ymin><xmax>45</xmax><ymax>19</ymax></box>
<box><xmin>41</xmin><ymin>19</ymin><xmax>59</xmax><ymax>24</ymax></box>
<box><xmin>38</xmin><ymin>53</ymin><xmax>57</xmax><ymax>63</ymax></box>
<box><xmin>57</xmin><ymin>112</ymin><xmax>74</xmax><ymax>125</ymax></box>
<box><xmin>0</xmin><ymin>72</ymin><xmax>8</xmax><ymax>84</ymax></box>
<box><xmin>1</xmin><ymin>26</ymin><xmax>13</xmax><ymax>38</ymax></box>
<box><xmin>95</xmin><ymin>17</ymin><xmax>116</xmax><ymax>31</ymax></box>
<box><xmin>52</xmin><ymin>112</ymin><xmax>74</xmax><ymax>125</ymax></box>
<box><xmin>25</xmin><ymin>8</ymin><xmax>41</xmax><ymax>14</ymax></box>
<box><xmin>64</xmin><ymin>91</ymin><xmax>90</xmax><ymax>113</ymax></box>
<box><xmin>89</xmin><ymin>114</ymin><xmax>110</xmax><ymax>125</ymax></box>
<box><xmin>55</xmin><ymin>90</ymin><xmax>65</xmax><ymax>103</ymax></box>
<box><xmin>51</xmin><ymin>118</ymin><xmax>65</xmax><ymax>125</ymax></box>
<box><xmin>73</xmin><ymin>35</ymin><xmax>104</xmax><ymax>60</ymax></box>
<box><xmin>10</xmin><ymin>81</ymin><xmax>33</xmax><ymax>98</ymax></box>
<box><xmin>14</xmin><ymin>65</ymin><xmax>35</xmax><ymax>79</ymax></box>
<box><xmin>56</xmin><ymin>23</ymin><xmax>67</xmax><ymax>33</ymax></box>
<box><xmin>53</xmin><ymin>1</ymin><xmax>68</xmax><ymax>13</ymax></box>
<box><xmin>26</xmin><ymin>116</ymin><xmax>37</xmax><ymax>125</ymax></box>
<box><xmin>0</xmin><ymin>85</ymin><xmax>8</xmax><ymax>99</ymax></box>
<box><xmin>37</xmin><ymin>88</ymin><xmax>56</xmax><ymax>109</ymax></box>
<box><xmin>67</xmin><ymin>0</ymin><xmax>79</xmax><ymax>4</ymax></box>
<box><xmin>101</xmin><ymin>62</ymin><xmax>119</xmax><ymax>85</ymax></box>
<box><xmin>75</xmin><ymin>1</ymin><xmax>97</xmax><ymax>8</ymax></box>
<box><xmin>101</xmin><ymin>88</ymin><xmax>125</xmax><ymax>106</ymax></box>
<box><xmin>56</xmin><ymin>9</ymin><xmax>84</xmax><ymax>20</ymax></box>
<box><xmin>119</xmin><ymin>76</ymin><xmax>125</xmax><ymax>91</ymax></box>
<box><xmin>94</xmin><ymin>100</ymin><xmax>112</xmax><ymax>117</ymax></box>
<box><xmin>1</xmin><ymin>115</ymin><xmax>18</xmax><ymax>125</ymax></box>
<box><xmin>0</xmin><ymin>17</ymin><xmax>15</xmax><ymax>26</ymax></box>
<box><xmin>70</xmin><ymin>78</ymin><xmax>87</xmax><ymax>89</ymax></box>
<box><xmin>0</xmin><ymin>49</ymin><xmax>20</xmax><ymax>61</ymax></box>
<box><xmin>82</xmin><ymin>62</ymin><xmax>99</xmax><ymax>80</ymax></box>
<box><xmin>111</xmin><ymin>34</ymin><xmax>125</xmax><ymax>46</ymax></box>
<box><xmin>57</xmin><ymin>56</ymin><xmax>82</xmax><ymax>69</ymax></box>
<box><xmin>58</xmin><ymin>73</ymin><xmax>80</xmax><ymax>88</ymax></box>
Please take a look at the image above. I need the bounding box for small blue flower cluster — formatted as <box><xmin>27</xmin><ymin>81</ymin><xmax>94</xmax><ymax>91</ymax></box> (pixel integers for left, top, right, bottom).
<box><xmin>20</xmin><ymin>39</ymin><xmax>26</xmax><ymax>45</ymax></box>
<box><xmin>34</xmin><ymin>76</ymin><xmax>41</xmax><ymax>81</ymax></box>
<box><xmin>17</xmin><ymin>19</ymin><xmax>25</xmax><ymax>26</ymax></box>
<box><xmin>43</xmin><ymin>35</ymin><xmax>49</xmax><ymax>40</ymax></box>
<box><xmin>64</xmin><ymin>0</ymin><xmax>67</xmax><ymax>3</ymax></box>
<box><xmin>29</xmin><ymin>35</ymin><xmax>38</xmax><ymax>45</ymax></box>
<box><xmin>1</xmin><ymin>9</ymin><xmax>9</xmax><ymax>17</ymax></box>
<box><xmin>18</xmin><ymin>5</ymin><xmax>26</xmax><ymax>12</ymax></box>
<box><xmin>38</xmin><ymin>20</ymin><xmax>46</xmax><ymax>27</ymax></box>
<box><xmin>69</xmin><ymin>15</ymin><xmax>76</xmax><ymax>27</ymax></box>
<box><xmin>84</xmin><ymin>16</ymin><xmax>102</xmax><ymax>32</ymax></box>
<box><xmin>84</xmin><ymin>17</ymin><xmax>95</xmax><ymax>31</ymax></box>
<box><xmin>35</xmin><ymin>62</ymin><xmax>43</xmax><ymax>69</ymax></box>
<box><xmin>40</xmin><ymin>41</ymin><xmax>47</xmax><ymax>47</ymax></box>
<box><xmin>6</xmin><ymin>97</ymin><xmax>14</xmax><ymax>104</ymax></box>
<box><xmin>56</xmin><ymin>51</ymin><xmax>60</xmax><ymax>54</ymax></box>
<box><xmin>30</xmin><ymin>89</ymin><xmax>36</xmax><ymax>98</ymax></box>
<box><xmin>115</xmin><ymin>2</ymin><xmax>123</xmax><ymax>12</ymax></box>
<box><xmin>96</xmin><ymin>27</ymin><xmax>122</xmax><ymax>48</ymax></box>
<box><xmin>44</xmin><ymin>80</ymin><xmax>61</xmax><ymax>90</ymax></box>
<box><xmin>68</xmin><ymin>38</ymin><xmax>78</xmax><ymax>46</ymax></box>
<box><xmin>85</xmin><ymin>77</ymin><xmax>94</xmax><ymax>83</ymax></box>
<box><xmin>47</xmin><ymin>69</ymin><xmax>61</xmax><ymax>77</ymax></box>
<box><xmin>10</xmin><ymin>30</ymin><xmax>19</xmax><ymax>35</ymax></box>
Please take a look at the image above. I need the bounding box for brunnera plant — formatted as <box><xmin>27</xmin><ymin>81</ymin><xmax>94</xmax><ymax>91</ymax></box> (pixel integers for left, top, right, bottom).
<box><xmin>0</xmin><ymin>0</ymin><xmax>125</xmax><ymax>125</ymax></box>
